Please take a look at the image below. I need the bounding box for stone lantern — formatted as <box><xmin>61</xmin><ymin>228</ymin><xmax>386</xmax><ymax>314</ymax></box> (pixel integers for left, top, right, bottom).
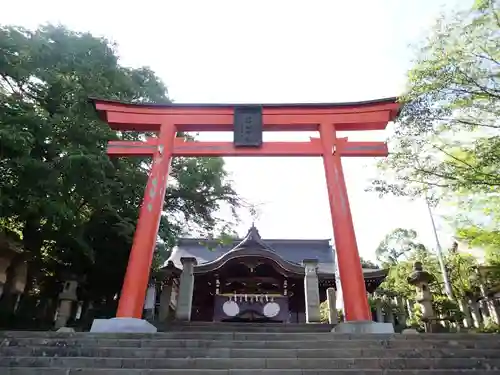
<box><xmin>55</xmin><ymin>275</ymin><xmax>80</xmax><ymax>329</ymax></box>
<box><xmin>150</xmin><ymin>260</ymin><xmax>181</xmax><ymax>324</ymax></box>
<box><xmin>407</xmin><ymin>262</ymin><xmax>435</xmax><ymax>330</ymax></box>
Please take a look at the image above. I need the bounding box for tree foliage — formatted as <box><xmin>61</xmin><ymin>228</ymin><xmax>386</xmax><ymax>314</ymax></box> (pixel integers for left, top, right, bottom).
<box><xmin>377</xmin><ymin>228</ymin><xmax>485</xmax><ymax>325</ymax></box>
<box><xmin>371</xmin><ymin>1</ymin><xmax>500</xmax><ymax>200</ymax></box>
<box><xmin>375</xmin><ymin>228</ymin><xmax>426</xmax><ymax>266</ymax></box>
<box><xmin>370</xmin><ymin>0</ymin><xmax>500</xmax><ymax>261</ymax></box>
<box><xmin>0</xmin><ymin>24</ymin><xmax>240</xmax><ymax>312</ymax></box>
<box><xmin>360</xmin><ymin>257</ymin><xmax>379</xmax><ymax>269</ymax></box>
<box><xmin>379</xmin><ymin>233</ymin><xmax>481</xmax><ymax>301</ymax></box>
<box><xmin>454</xmin><ymin>195</ymin><xmax>500</xmax><ymax>262</ymax></box>
<box><xmin>445</xmin><ymin>250</ymin><xmax>483</xmax><ymax>299</ymax></box>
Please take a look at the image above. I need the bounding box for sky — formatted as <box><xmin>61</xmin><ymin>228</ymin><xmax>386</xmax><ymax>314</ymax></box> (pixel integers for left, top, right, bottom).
<box><xmin>1</xmin><ymin>0</ymin><xmax>473</xmax><ymax>262</ymax></box>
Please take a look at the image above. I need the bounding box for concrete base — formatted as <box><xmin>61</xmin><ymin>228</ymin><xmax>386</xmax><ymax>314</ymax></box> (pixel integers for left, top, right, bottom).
<box><xmin>90</xmin><ymin>318</ymin><xmax>158</xmax><ymax>333</ymax></box>
<box><xmin>331</xmin><ymin>321</ymin><xmax>395</xmax><ymax>334</ymax></box>
<box><xmin>56</xmin><ymin>327</ymin><xmax>75</xmax><ymax>333</ymax></box>
<box><xmin>402</xmin><ymin>328</ymin><xmax>419</xmax><ymax>334</ymax></box>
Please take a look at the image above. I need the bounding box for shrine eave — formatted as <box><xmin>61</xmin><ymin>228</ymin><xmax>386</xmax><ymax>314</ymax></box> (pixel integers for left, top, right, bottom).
<box><xmin>194</xmin><ymin>249</ymin><xmax>307</xmax><ymax>276</ymax></box>
<box><xmin>362</xmin><ymin>268</ymin><xmax>388</xmax><ymax>280</ymax></box>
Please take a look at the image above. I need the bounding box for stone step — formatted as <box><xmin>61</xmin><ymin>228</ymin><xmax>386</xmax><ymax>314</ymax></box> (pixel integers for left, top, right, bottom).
<box><xmin>4</xmin><ymin>369</ymin><xmax>500</xmax><ymax>375</ymax></box>
<box><xmin>2</xmin><ymin>356</ymin><xmax>500</xmax><ymax>370</ymax></box>
<box><xmin>0</xmin><ymin>331</ymin><xmax>497</xmax><ymax>341</ymax></box>
<box><xmin>3</xmin><ymin>337</ymin><xmax>500</xmax><ymax>349</ymax></box>
<box><xmin>1</xmin><ymin>346</ymin><xmax>499</xmax><ymax>359</ymax></box>
<box><xmin>157</xmin><ymin>323</ymin><xmax>336</xmax><ymax>332</ymax></box>
<box><xmin>2</xmin><ymin>329</ymin><xmax>499</xmax><ymax>373</ymax></box>
<box><xmin>159</xmin><ymin>327</ymin><xmax>336</xmax><ymax>332</ymax></box>
<box><xmin>163</xmin><ymin>322</ymin><xmax>332</xmax><ymax>327</ymax></box>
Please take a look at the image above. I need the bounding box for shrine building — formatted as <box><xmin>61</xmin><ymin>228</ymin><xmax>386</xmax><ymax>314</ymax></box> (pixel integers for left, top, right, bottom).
<box><xmin>153</xmin><ymin>225</ymin><xmax>387</xmax><ymax>324</ymax></box>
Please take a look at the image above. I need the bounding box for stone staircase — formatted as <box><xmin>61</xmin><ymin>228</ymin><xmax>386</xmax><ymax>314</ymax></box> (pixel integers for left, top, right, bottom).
<box><xmin>155</xmin><ymin>321</ymin><xmax>336</xmax><ymax>332</ymax></box>
<box><xmin>1</xmin><ymin>322</ymin><xmax>500</xmax><ymax>374</ymax></box>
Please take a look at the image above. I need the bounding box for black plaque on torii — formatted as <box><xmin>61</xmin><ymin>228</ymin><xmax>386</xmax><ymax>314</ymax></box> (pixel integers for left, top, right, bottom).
<box><xmin>233</xmin><ymin>106</ymin><xmax>263</xmax><ymax>147</ymax></box>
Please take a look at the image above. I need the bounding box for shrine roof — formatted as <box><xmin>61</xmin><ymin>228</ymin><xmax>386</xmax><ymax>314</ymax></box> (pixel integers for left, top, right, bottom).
<box><xmin>165</xmin><ymin>225</ymin><xmax>386</xmax><ymax>280</ymax></box>
<box><xmin>166</xmin><ymin>225</ymin><xmax>336</xmax><ymax>274</ymax></box>
<box><xmin>90</xmin><ymin>96</ymin><xmax>398</xmax><ymax>110</ymax></box>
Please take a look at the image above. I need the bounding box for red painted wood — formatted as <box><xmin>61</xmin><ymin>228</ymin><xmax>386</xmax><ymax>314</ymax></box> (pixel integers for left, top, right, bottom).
<box><xmin>314</xmin><ymin>138</ymin><xmax>389</xmax><ymax>157</ymax></box>
<box><xmin>107</xmin><ymin>139</ymin><xmax>388</xmax><ymax>157</ymax></box>
<box><xmin>115</xmin><ymin>123</ymin><xmax>177</xmax><ymax>318</ymax></box>
<box><xmin>103</xmin><ymin>111</ymin><xmax>393</xmax><ymax>132</ymax></box>
<box><xmin>107</xmin><ymin>139</ymin><xmax>158</xmax><ymax>156</ymax></box>
<box><xmin>319</xmin><ymin>122</ymin><xmax>372</xmax><ymax>321</ymax></box>
<box><xmin>94</xmin><ymin>98</ymin><xmax>398</xmax><ymax>116</ymax></box>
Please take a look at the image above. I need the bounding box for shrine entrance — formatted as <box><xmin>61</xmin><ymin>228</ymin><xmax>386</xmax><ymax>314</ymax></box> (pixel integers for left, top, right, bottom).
<box><xmin>92</xmin><ymin>98</ymin><xmax>400</xmax><ymax>322</ymax></box>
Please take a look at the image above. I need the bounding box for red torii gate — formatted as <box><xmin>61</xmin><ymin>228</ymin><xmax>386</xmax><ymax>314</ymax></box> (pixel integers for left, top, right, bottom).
<box><xmin>92</xmin><ymin>98</ymin><xmax>400</xmax><ymax>322</ymax></box>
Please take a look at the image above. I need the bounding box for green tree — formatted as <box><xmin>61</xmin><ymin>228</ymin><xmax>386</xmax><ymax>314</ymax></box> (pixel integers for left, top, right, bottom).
<box><xmin>454</xmin><ymin>230</ymin><xmax>500</xmax><ymax>289</ymax></box>
<box><xmin>379</xmin><ymin>247</ymin><xmax>466</xmax><ymax>325</ymax></box>
<box><xmin>370</xmin><ymin>1</ymin><xmax>500</xmax><ymax>267</ymax></box>
<box><xmin>371</xmin><ymin>1</ymin><xmax>500</xmax><ymax>202</ymax></box>
<box><xmin>0</xmin><ymin>24</ymin><xmax>240</xmax><ymax>313</ymax></box>
<box><xmin>379</xmin><ymin>245</ymin><xmax>439</xmax><ymax>300</ymax></box>
<box><xmin>381</xmin><ymin>245</ymin><xmax>481</xmax><ymax>301</ymax></box>
<box><xmin>457</xmin><ymin>226</ymin><xmax>500</xmax><ymax>255</ymax></box>
<box><xmin>455</xmin><ymin>202</ymin><xmax>500</xmax><ymax>264</ymax></box>
<box><xmin>360</xmin><ymin>257</ymin><xmax>379</xmax><ymax>269</ymax></box>
<box><xmin>445</xmin><ymin>251</ymin><xmax>482</xmax><ymax>299</ymax></box>
<box><xmin>377</xmin><ymin>229</ymin><xmax>482</xmax><ymax>326</ymax></box>
<box><xmin>375</xmin><ymin>228</ymin><xmax>426</xmax><ymax>266</ymax></box>
<box><xmin>486</xmin><ymin>247</ymin><xmax>500</xmax><ymax>265</ymax></box>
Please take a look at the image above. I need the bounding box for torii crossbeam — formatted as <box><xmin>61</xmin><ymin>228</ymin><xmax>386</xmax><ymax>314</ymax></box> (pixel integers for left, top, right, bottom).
<box><xmin>107</xmin><ymin>137</ymin><xmax>388</xmax><ymax>157</ymax></box>
<box><xmin>91</xmin><ymin>97</ymin><xmax>400</xmax><ymax>322</ymax></box>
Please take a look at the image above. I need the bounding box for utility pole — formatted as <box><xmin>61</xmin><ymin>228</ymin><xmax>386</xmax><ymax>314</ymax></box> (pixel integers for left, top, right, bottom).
<box><xmin>425</xmin><ymin>196</ymin><xmax>454</xmax><ymax>299</ymax></box>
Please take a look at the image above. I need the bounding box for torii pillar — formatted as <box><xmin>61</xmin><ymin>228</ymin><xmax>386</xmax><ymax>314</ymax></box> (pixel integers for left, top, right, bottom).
<box><xmin>319</xmin><ymin>122</ymin><xmax>371</xmax><ymax>322</ymax></box>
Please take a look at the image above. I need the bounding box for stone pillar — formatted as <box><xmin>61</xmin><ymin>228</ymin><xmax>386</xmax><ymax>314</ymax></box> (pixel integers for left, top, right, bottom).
<box><xmin>302</xmin><ymin>259</ymin><xmax>321</xmax><ymax>323</ymax></box>
<box><xmin>175</xmin><ymin>257</ymin><xmax>197</xmax><ymax>321</ymax></box>
<box><xmin>159</xmin><ymin>280</ymin><xmax>173</xmax><ymax>322</ymax></box>
<box><xmin>395</xmin><ymin>296</ymin><xmax>407</xmax><ymax>325</ymax></box>
<box><xmin>479</xmin><ymin>279</ymin><xmax>500</xmax><ymax>324</ymax></box>
<box><xmin>75</xmin><ymin>301</ymin><xmax>84</xmax><ymax>320</ymax></box>
<box><xmin>480</xmin><ymin>299</ymin><xmax>490</xmax><ymax>320</ymax></box>
<box><xmin>55</xmin><ymin>279</ymin><xmax>78</xmax><ymax>329</ymax></box>
<box><xmin>469</xmin><ymin>298</ymin><xmax>482</xmax><ymax>328</ymax></box>
<box><xmin>0</xmin><ymin>256</ymin><xmax>13</xmax><ymax>299</ymax></box>
<box><xmin>386</xmin><ymin>305</ymin><xmax>395</xmax><ymax>326</ymax></box>
<box><xmin>458</xmin><ymin>298</ymin><xmax>473</xmax><ymax>328</ymax></box>
<box><xmin>375</xmin><ymin>300</ymin><xmax>384</xmax><ymax>322</ymax></box>
<box><xmin>488</xmin><ymin>300</ymin><xmax>500</xmax><ymax>324</ymax></box>
<box><xmin>143</xmin><ymin>283</ymin><xmax>157</xmax><ymax>320</ymax></box>
<box><xmin>326</xmin><ymin>287</ymin><xmax>338</xmax><ymax>324</ymax></box>
<box><xmin>10</xmin><ymin>261</ymin><xmax>27</xmax><ymax>294</ymax></box>
<box><xmin>406</xmin><ymin>299</ymin><xmax>414</xmax><ymax>319</ymax></box>
<box><xmin>9</xmin><ymin>261</ymin><xmax>27</xmax><ymax>313</ymax></box>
